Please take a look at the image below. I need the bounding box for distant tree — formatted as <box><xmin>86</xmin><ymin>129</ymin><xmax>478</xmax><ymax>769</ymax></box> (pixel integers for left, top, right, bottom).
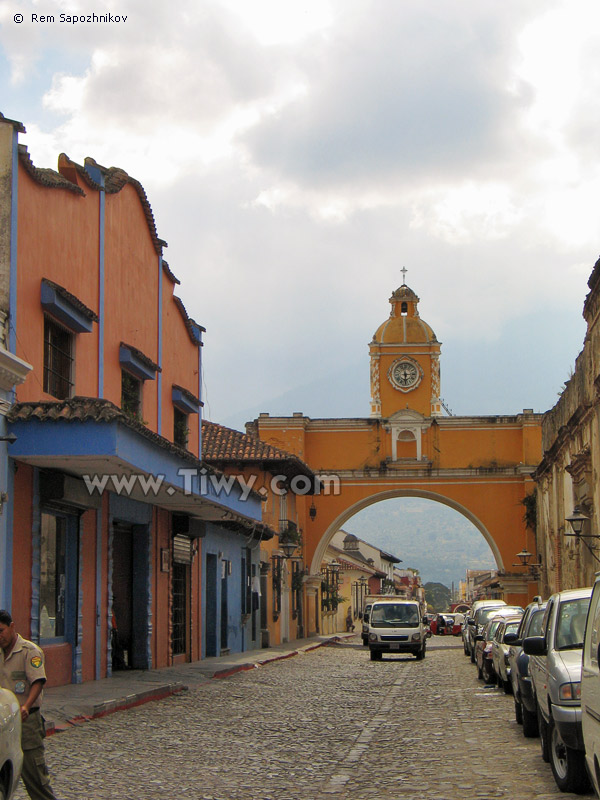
<box><xmin>424</xmin><ymin>582</ymin><xmax>452</xmax><ymax>612</ymax></box>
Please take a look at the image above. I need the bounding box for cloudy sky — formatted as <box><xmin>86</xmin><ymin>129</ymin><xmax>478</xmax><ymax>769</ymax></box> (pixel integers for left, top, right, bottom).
<box><xmin>1</xmin><ymin>0</ymin><xmax>598</xmax><ymax>429</ymax></box>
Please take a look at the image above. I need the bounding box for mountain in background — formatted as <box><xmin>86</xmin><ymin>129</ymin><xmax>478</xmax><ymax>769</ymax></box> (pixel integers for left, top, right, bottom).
<box><xmin>342</xmin><ymin>497</ymin><xmax>496</xmax><ymax>588</ymax></box>
<box><xmin>424</xmin><ymin>582</ymin><xmax>453</xmax><ymax>612</ymax></box>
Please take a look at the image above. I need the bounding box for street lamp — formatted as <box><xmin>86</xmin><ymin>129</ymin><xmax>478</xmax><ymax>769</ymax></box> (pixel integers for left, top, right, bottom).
<box><xmin>565</xmin><ymin>506</ymin><xmax>596</xmax><ymax>538</ymax></box>
<box><xmin>280</xmin><ymin>539</ymin><xmax>298</xmax><ymax>559</ymax></box>
<box><xmin>512</xmin><ymin>547</ymin><xmax>542</xmax><ymax>576</ymax></box>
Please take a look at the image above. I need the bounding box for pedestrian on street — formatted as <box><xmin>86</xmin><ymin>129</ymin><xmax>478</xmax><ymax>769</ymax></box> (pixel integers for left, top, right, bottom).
<box><xmin>0</xmin><ymin>609</ymin><xmax>58</xmax><ymax>800</ymax></box>
<box><xmin>345</xmin><ymin>608</ymin><xmax>355</xmax><ymax>632</ymax></box>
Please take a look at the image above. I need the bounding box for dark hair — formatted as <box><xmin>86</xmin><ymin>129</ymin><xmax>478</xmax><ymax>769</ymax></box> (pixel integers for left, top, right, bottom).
<box><xmin>0</xmin><ymin>610</ymin><xmax>13</xmax><ymax>626</ymax></box>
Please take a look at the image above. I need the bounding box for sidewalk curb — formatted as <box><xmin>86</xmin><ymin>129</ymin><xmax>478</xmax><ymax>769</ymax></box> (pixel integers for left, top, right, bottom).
<box><xmin>45</xmin><ymin>634</ymin><xmax>354</xmax><ymax>735</ymax></box>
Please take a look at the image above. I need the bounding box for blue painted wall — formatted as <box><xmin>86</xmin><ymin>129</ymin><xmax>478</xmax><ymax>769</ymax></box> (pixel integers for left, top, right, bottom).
<box><xmin>201</xmin><ymin>523</ymin><xmax>261</xmax><ymax>658</ymax></box>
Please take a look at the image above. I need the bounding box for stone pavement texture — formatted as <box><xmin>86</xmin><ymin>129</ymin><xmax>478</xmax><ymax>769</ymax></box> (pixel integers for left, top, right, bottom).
<box><xmin>12</xmin><ymin>635</ymin><xmax>593</xmax><ymax>800</ymax></box>
<box><xmin>41</xmin><ymin>634</ymin><xmax>352</xmax><ymax>733</ymax></box>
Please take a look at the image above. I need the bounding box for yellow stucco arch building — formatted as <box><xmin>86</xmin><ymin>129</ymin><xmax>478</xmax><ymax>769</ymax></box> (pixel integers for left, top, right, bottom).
<box><xmin>250</xmin><ymin>282</ymin><xmax>543</xmax><ymax>609</ymax></box>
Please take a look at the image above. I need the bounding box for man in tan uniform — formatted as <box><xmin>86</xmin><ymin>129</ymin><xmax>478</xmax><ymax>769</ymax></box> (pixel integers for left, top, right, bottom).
<box><xmin>0</xmin><ymin>609</ymin><xmax>57</xmax><ymax>800</ymax></box>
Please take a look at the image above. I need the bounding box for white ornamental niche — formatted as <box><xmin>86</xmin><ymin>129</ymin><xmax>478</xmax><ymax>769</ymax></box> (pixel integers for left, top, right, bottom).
<box><xmin>385</xmin><ymin>408</ymin><xmax>431</xmax><ymax>461</ymax></box>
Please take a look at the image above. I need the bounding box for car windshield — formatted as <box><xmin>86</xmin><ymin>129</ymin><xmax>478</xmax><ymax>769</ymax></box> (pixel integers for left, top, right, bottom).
<box><xmin>485</xmin><ymin>620</ymin><xmax>502</xmax><ymax>640</ymax></box>
<box><xmin>371</xmin><ymin>604</ymin><xmax>419</xmax><ymax>627</ymax></box>
<box><xmin>555</xmin><ymin>597</ymin><xmax>591</xmax><ymax>650</ymax></box>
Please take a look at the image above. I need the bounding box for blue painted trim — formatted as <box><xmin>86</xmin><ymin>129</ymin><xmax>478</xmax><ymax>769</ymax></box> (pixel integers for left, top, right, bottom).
<box><xmin>157</xmin><ymin>256</ymin><xmax>163</xmax><ymax>436</ymax></box>
<box><xmin>9</xmin><ymin>129</ymin><xmax>18</xmax><ymax>354</ymax></box>
<box><xmin>73</xmin><ymin>515</ymin><xmax>83</xmax><ymax>683</ymax></box>
<box><xmin>30</xmin><ymin>469</ymin><xmax>41</xmax><ymax>642</ymax></box>
<box><xmin>98</xmin><ymin>175</ymin><xmax>105</xmax><ymax>397</ymax></box>
<box><xmin>95</xmin><ymin>505</ymin><xmax>102</xmax><ymax>680</ymax></box>
<box><xmin>198</xmin><ymin>346</ymin><xmax>202</xmax><ymax>456</ymax></box>
<box><xmin>9</xmin><ymin>417</ymin><xmax>262</xmax><ymax>517</ymax></box>
<box><xmin>119</xmin><ymin>345</ymin><xmax>157</xmax><ymax>381</ymax></box>
<box><xmin>110</xmin><ymin>493</ymin><xmax>153</xmax><ymax>524</ymax></box>
<box><xmin>144</xmin><ymin>520</ymin><xmax>153</xmax><ymax>670</ymax></box>
<box><xmin>41</xmin><ymin>282</ymin><xmax>94</xmax><ymax>333</ymax></box>
<box><xmin>1</xmin><ymin>450</ymin><xmax>14</xmax><ymax>611</ymax></box>
<box><xmin>172</xmin><ymin>387</ymin><xmax>200</xmax><ymax>415</ymax></box>
<box><xmin>107</xmin><ymin>508</ymin><xmax>113</xmax><ymax>677</ymax></box>
<box><xmin>190</xmin><ymin>322</ymin><xmax>204</xmax><ymax>345</ymax></box>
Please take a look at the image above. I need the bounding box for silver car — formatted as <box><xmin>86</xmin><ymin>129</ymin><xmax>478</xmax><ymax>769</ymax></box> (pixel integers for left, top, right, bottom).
<box><xmin>0</xmin><ymin>687</ymin><xmax>22</xmax><ymax>799</ymax></box>
<box><xmin>524</xmin><ymin>587</ymin><xmax>592</xmax><ymax>794</ymax></box>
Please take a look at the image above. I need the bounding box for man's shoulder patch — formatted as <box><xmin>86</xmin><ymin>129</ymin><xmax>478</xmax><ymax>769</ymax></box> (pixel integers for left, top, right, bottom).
<box><xmin>30</xmin><ymin>655</ymin><xmax>43</xmax><ymax>669</ymax></box>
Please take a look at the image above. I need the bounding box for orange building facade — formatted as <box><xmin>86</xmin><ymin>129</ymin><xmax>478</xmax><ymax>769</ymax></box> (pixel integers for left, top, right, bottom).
<box><xmin>250</xmin><ymin>283</ymin><xmax>544</xmax><ymax>628</ymax></box>
<box><xmin>0</xmin><ymin>113</ymin><xmax>269</xmax><ymax>686</ymax></box>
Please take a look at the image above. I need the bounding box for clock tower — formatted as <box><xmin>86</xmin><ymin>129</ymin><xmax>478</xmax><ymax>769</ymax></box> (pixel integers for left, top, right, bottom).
<box><xmin>369</xmin><ymin>281</ymin><xmax>442</xmax><ymax>418</ymax></box>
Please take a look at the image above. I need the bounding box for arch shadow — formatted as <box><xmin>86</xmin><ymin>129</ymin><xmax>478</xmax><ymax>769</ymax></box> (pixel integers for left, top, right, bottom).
<box><xmin>310</xmin><ymin>488</ymin><xmax>503</xmax><ymax>575</ymax></box>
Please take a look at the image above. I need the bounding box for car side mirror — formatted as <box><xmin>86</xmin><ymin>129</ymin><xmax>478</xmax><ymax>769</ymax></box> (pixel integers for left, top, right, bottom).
<box><xmin>503</xmin><ymin>632</ymin><xmax>519</xmax><ymax>645</ymax></box>
<box><xmin>474</xmin><ymin>634</ymin><xmax>484</xmax><ymax>642</ymax></box>
<box><xmin>467</xmin><ymin>618</ymin><xmax>475</xmax><ymax>625</ymax></box>
<box><xmin>523</xmin><ymin>635</ymin><xmax>546</xmax><ymax>656</ymax></box>
<box><xmin>363</xmin><ymin>614</ymin><xmax>370</xmax><ymax>624</ymax></box>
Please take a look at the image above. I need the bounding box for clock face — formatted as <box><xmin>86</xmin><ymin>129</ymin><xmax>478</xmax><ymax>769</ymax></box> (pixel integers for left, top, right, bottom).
<box><xmin>388</xmin><ymin>359</ymin><xmax>422</xmax><ymax>392</ymax></box>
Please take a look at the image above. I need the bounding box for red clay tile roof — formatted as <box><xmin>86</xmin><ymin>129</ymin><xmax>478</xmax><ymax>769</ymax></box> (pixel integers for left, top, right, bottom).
<box><xmin>173</xmin><ymin>296</ymin><xmax>205</xmax><ymax>346</ymax></box>
<box><xmin>7</xmin><ymin>397</ymin><xmax>274</xmax><ymax>539</ymax></box>
<box><xmin>202</xmin><ymin>420</ymin><xmax>315</xmax><ymax>478</ymax></box>
<box><xmin>172</xmin><ymin>384</ymin><xmax>201</xmax><ymax>407</ymax></box>
<box><xmin>8</xmin><ymin>397</ymin><xmax>201</xmax><ymax>469</ymax></box>
<box><xmin>56</xmin><ymin>154</ymin><xmax>167</xmax><ymax>255</ymax></box>
<box><xmin>19</xmin><ymin>146</ymin><xmax>85</xmax><ymax>196</ymax></box>
<box><xmin>161</xmin><ymin>260</ymin><xmax>180</xmax><ymax>285</ymax></box>
<box><xmin>120</xmin><ymin>342</ymin><xmax>161</xmax><ymax>374</ymax></box>
<box><xmin>0</xmin><ymin>112</ymin><xmax>26</xmax><ymax>133</ymax></box>
<box><xmin>43</xmin><ymin>278</ymin><xmax>99</xmax><ymax>322</ymax></box>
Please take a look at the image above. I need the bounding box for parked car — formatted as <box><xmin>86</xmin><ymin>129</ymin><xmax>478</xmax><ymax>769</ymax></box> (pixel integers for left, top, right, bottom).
<box><xmin>507</xmin><ymin>597</ymin><xmax>547</xmax><ymax>737</ymax></box>
<box><xmin>581</xmin><ymin>574</ymin><xmax>600</xmax><ymax>796</ymax></box>
<box><xmin>490</xmin><ymin>615</ymin><xmax>523</xmax><ymax>692</ymax></box>
<box><xmin>0</xmin><ymin>687</ymin><xmax>22</xmax><ymax>800</ymax></box>
<box><xmin>464</xmin><ymin>601</ymin><xmax>508</xmax><ymax>660</ymax></box>
<box><xmin>366</xmin><ymin>599</ymin><xmax>427</xmax><ymax>661</ymax></box>
<box><xmin>474</xmin><ymin>617</ymin><xmax>502</xmax><ymax>683</ymax></box>
<box><xmin>524</xmin><ymin>587</ymin><xmax>592</xmax><ymax>794</ymax></box>
<box><xmin>469</xmin><ymin>604</ymin><xmax>523</xmax><ymax>663</ymax></box>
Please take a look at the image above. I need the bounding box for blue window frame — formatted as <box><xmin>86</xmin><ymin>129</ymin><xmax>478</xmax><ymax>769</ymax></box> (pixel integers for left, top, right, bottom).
<box><xmin>39</xmin><ymin>511</ymin><xmax>78</xmax><ymax>646</ymax></box>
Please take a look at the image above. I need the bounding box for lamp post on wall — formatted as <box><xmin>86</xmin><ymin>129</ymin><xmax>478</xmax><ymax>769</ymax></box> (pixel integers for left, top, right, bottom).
<box><xmin>512</xmin><ymin>547</ymin><xmax>543</xmax><ymax>578</ymax></box>
<box><xmin>565</xmin><ymin>506</ymin><xmax>595</xmax><ymax>539</ymax></box>
<box><xmin>565</xmin><ymin>506</ymin><xmax>600</xmax><ymax>570</ymax></box>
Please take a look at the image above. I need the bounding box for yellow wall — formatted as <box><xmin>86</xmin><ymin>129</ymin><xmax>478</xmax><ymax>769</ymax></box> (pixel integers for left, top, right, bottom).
<box><xmin>254</xmin><ymin>412</ymin><xmax>543</xmax><ymax>608</ymax></box>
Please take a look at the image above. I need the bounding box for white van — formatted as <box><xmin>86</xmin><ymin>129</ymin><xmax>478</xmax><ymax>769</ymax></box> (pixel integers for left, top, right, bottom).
<box><xmin>367</xmin><ymin>599</ymin><xmax>426</xmax><ymax>661</ymax></box>
<box><xmin>581</xmin><ymin>574</ymin><xmax>600</xmax><ymax>794</ymax></box>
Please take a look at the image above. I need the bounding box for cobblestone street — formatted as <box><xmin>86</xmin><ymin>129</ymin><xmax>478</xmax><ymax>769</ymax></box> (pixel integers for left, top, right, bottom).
<box><xmin>13</xmin><ymin>637</ymin><xmax>593</xmax><ymax>800</ymax></box>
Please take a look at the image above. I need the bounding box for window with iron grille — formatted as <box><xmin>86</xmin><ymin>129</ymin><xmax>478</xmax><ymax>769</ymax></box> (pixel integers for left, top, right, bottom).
<box><xmin>44</xmin><ymin>317</ymin><xmax>73</xmax><ymax>399</ymax></box>
<box><xmin>121</xmin><ymin>370</ymin><xmax>142</xmax><ymax>419</ymax></box>
<box><xmin>272</xmin><ymin>556</ymin><xmax>282</xmax><ymax>615</ymax></box>
<box><xmin>171</xmin><ymin>561</ymin><xmax>187</xmax><ymax>656</ymax></box>
<box><xmin>291</xmin><ymin>560</ymin><xmax>301</xmax><ymax>617</ymax></box>
<box><xmin>173</xmin><ymin>407</ymin><xmax>189</xmax><ymax>448</ymax></box>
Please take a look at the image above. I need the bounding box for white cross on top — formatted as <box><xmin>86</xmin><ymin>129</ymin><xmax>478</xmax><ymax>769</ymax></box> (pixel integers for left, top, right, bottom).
<box><xmin>401</xmin><ymin>266</ymin><xmax>408</xmax><ymax>284</ymax></box>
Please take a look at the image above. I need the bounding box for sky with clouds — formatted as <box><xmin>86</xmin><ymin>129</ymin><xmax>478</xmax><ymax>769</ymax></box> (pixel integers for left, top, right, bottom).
<box><xmin>1</xmin><ymin>0</ymin><xmax>599</xmax><ymax>430</ymax></box>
